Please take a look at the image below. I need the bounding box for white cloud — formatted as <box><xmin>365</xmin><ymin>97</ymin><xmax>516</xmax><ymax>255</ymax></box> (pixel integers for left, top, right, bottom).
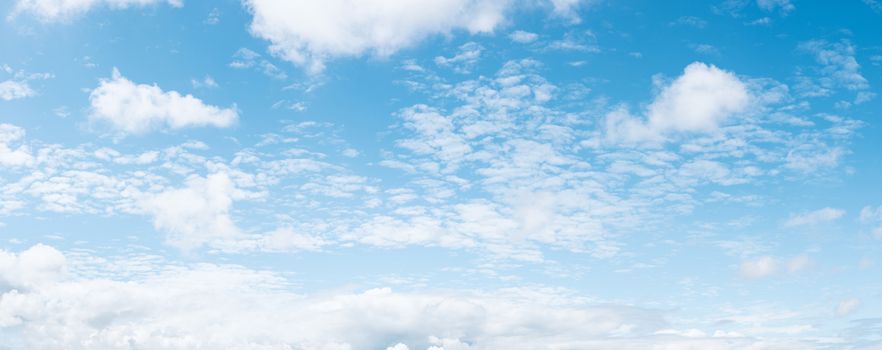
<box><xmin>509</xmin><ymin>30</ymin><xmax>538</xmax><ymax>43</ymax></box>
<box><xmin>835</xmin><ymin>298</ymin><xmax>861</xmax><ymax>316</ymax></box>
<box><xmin>0</xmin><ymin>80</ymin><xmax>34</xmax><ymax>100</ymax></box>
<box><xmin>243</xmin><ymin>0</ymin><xmax>512</xmax><ymax>73</ymax></box>
<box><xmin>229</xmin><ymin>48</ymin><xmax>288</xmax><ymax>80</ymax></box>
<box><xmin>89</xmin><ymin>68</ymin><xmax>238</xmax><ymax>135</ymax></box>
<box><xmin>0</xmin><ymin>244</ymin><xmax>822</xmax><ymax>349</ymax></box>
<box><xmin>799</xmin><ymin>40</ymin><xmax>869</xmax><ymax>94</ymax></box>
<box><xmin>740</xmin><ymin>256</ymin><xmax>778</xmax><ymax>279</ymax></box>
<box><xmin>647</xmin><ymin>62</ymin><xmax>750</xmax><ymax>133</ymax></box>
<box><xmin>190</xmin><ymin>75</ymin><xmax>218</xmax><ymax>89</ymax></box>
<box><xmin>757</xmin><ymin>0</ymin><xmax>795</xmax><ymax>13</ymax></box>
<box><xmin>0</xmin><ymin>244</ymin><xmax>66</xmax><ymax>292</ymax></box>
<box><xmin>549</xmin><ymin>0</ymin><xmax>591</xmax><ymax>23</ymax></box>
<box><xmin>434</xmin><ymin>42</ymin><xmax>484</xmax><ymax>74</ymax></box>
<box><xmin>604</xmin><ymin>62</ymin><xmax>750</xmax><ymax>144</ymax></box>
<box><xmin>11</xmin><ymin>0</ymin><xmax>182</xmax><ymax>21</ymax></box>
<box><xmin>739</xmin><ymin>255</ymin><xmax>812</xmax><ymax>279</ymax></box>
<box><xmin>784</xmin><ymin>207</ymin><xmax>845</xmax><ymax>227</ymax></box>
<box><xmin>860</xmin><ymin>205</ymin><xmax>882</xmax><ymax>238</ymax></box>
<box><xmin>0</xmin><ymin>124</ymin><xmax>33</xmax><ymax>167</ymax></box>
<box><xmin>139</xmin><ymin>172</ymin><xmax>246</xmax><ymax>250</ymax></box>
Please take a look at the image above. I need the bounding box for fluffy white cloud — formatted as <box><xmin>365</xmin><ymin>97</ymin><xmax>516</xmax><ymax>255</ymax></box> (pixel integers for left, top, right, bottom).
<box><xmin>89</xmin><ymin>68</ymin><xmax>238</xmax><ymax>134</ymax></box>
<box><xmin>0</xmin><ymin>245</ymin><xmax>821</xmax><ymax>349</ymax></box>
<box><xmin>243</xmin><ymin>0</ymin><xmax>511</xmax><ymax>73</ymax></box>
<box><xmin>139</xmin><ymin>172</ymin><xmax>245</xmax><ymax>250</ymax></box>
<box><xmin>784</xmin><ymin>207</ymin><xmax>845</xmax><ymax>227</ymax></box>
<box><xmin>0</xmin><ymin>124</ymin><xmax>33</xmax><ymax>167</ymax></box>
<box><xmin>0</xmin><ymin>80</ymin><xmax>34</xmax><ymax>100</ymax></box>
<box><xmin>0</xmin><ymin>244</ymin><xmax>66</xmax><ymax>292</ymax></box>
<box><xmin>604</xmin><ymin>62</ymin><xmax>751</xmax><ymax>144</ymax></box>
<box><xmin>12</xmin><ymin>0</ymin><xmax>183</xmax><ymax>21</ymax></box>
<box><xmin>647</xmin><ymin>62</ymin><xmax>750</xmax><ymax>133</ymax></box>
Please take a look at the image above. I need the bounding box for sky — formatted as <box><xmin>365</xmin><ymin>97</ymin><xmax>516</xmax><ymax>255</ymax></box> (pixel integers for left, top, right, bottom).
<box><xmin>1</xmin><ymin>0</ymin><xmax>882</xmax><ymax>349</ymax></box>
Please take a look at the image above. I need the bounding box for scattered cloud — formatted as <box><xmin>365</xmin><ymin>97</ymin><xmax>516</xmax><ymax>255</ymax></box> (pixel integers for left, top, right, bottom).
<box><xmin>11</xmin><ymin>0</ymin><xmax>183</xmax><ymax>22</ymax></box>
<box><xmin>860</xmin><ymin>205</ymin><xmax>882</xmax><ymax>238</ymax></box>
<box><xmin>229</xmin><ymin>48</ymin><xmax>288</xmax><ymax>80</ymax></box>
<box><xmin>740</xmin><ymin>255</ymin><xmax>812</xmax><ymax>279</ymax></box>
<box><xmin>434</xmin><ymin>42</ymin><xmax>484</xmax><ymax>74</ymax></box>
<box><xmin>784</xmin><ymin>207</ymin><xmax>845</xmax><ymax>227</ymax></box>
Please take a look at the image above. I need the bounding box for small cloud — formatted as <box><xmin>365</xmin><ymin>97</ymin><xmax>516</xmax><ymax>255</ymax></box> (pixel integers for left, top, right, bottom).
<box><xmin>784</xmin><ymin>207</ymin><xmax>845</xmax><ymax>227</ymax></box>
<box><xmin>835</xmin><ymin>298</ymin><xmax>861</xmax><ymax>316</ymax></box>
<box><xmin>692</xmin><ymin>43</ymin><xmax>720</xmax><ymax>55</ymax></box>
<box><xmin>670</xmin><ymin>16</ymin><xmax>707</xmax><ymax>28</ymax></box>
<box><xmin>509</xmin><ymin>30</ymin><xmax>539</xmax><ymax>43</ymax></box>
<box><xmin>746</xmin><ymin>17</ymin><xmax>773</xmax><ymax>26</ymax></box>
<box><xmin>740</xmin><ymin>255</ymin><xmax>813</xmax><ymax>279</ymax></box>
<box><xmin>191</xmin><ymin>75</ymin><xmax>218</xmax><ymax>89</ymax></box>
<box><xmin>204</xmin><ymin>7</ymin><xmax>220</xmax><ymax>25</ymax></box>
<box><xmin>342</xmin><ymin>148</ymin><xmax>360</xmax><ymax>158</ymax></box>
<box><xmin>229</xmin><ymin>48</ymin><xmax>287</xmax><ymax>80</ymax></box>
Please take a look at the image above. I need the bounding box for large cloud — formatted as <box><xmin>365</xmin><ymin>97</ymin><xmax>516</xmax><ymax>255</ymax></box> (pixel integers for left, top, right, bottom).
<box><xmin>0</xmin><ymin>245</ymin><xmax>818</xmax><ymax>349</ymax></box>
<box><xmin>89</xmin><ymin>69</ymin><xmax>238</xmax><ymax>135</ymax></box>
<box><xmin>243</xmin><ymin>0</ymin><xmax>513</xmax><ymax>73</ymax></box>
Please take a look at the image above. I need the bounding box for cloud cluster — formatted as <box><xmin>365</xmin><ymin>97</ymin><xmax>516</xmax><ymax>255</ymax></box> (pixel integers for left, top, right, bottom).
<box><xmin>0</xmin><ymin>245</ymin><xmax>825</xmax><ymax>349</ymax></box>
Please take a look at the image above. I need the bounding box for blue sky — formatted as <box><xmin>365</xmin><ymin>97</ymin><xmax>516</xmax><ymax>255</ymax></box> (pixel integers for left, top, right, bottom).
<box><xmin>1</xmin><ymin>0</ymin><xmax>882</xmax><ymax>349</ymax></box>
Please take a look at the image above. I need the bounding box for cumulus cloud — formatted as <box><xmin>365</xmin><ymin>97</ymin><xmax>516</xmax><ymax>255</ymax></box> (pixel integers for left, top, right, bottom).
<box><xmin>784</xmin><ymin>207</ymin><xmax>845</xmax><ymax>227</ymax></box>
<box><xmin>139</xmin><ymin>172</ymin><xmax>246</xmax><ymax>250</ymax></box>
<box><xmin>243</xmin><ymin>0</ymin><xmax>512</xmax><ymax>73</ymax></box>
<box><xmin>89</xmin><ymin>68</ymin><xmax>238</xmax><ymax>135</ymax></box>
<box><xmin>604</xmin><ymin>62</ymin><xmax>751</xmax><ymax>144</ymax></box>
<box><xmin>0</xmin><ymin>245</ymin><xmax>820</xmax><ymax>349</ymax></box>
<box><xmin>11</xmin><ymin>0</ymin><xmax>183</xmax><ymax>22</ymax></box>
<box><xmin>0</xmin><ymin>80</ymin><xmax>34</xmax><ymax>100</ymax></box>
<box><xmin>0</xmin><ymin>244</ymin><xmax>66</xmax><ymax>292</ymax></box>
